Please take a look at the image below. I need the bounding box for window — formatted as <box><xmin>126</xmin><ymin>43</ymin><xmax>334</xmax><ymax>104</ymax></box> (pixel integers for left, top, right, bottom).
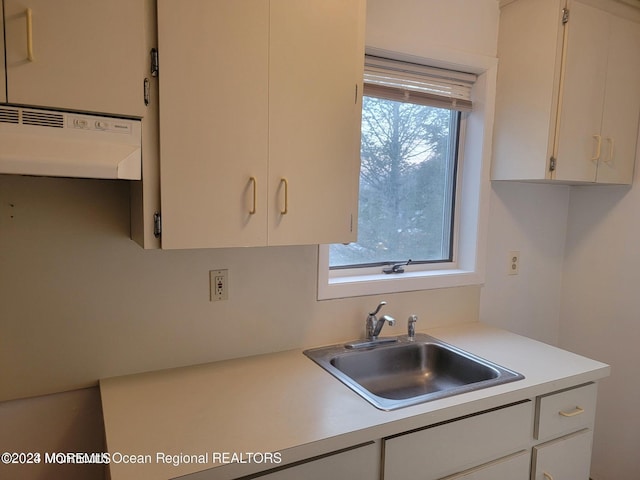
<box><xmin>330</xmin><ymin>67</ymin><xmax>464</xmax><ymax>270</ymax></box>
<box><xmin>317</xmin><ymin>49</ymin><xmax>497</xmax><ymax>300</ymax></box>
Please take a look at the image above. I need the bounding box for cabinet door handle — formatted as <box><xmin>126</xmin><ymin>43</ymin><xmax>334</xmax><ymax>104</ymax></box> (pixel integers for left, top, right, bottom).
<box><xmin>26</xmin><ymin>8</ymin><xmax>35</xmax><ymax>61</ymax></box>
<box><xmin>605</xmin><ymin>137</ymin><xmax>615</xmax><ymax>165</ymax></box>
<box><xmin>591</xmin><ymin>134</ymin><xmax>602</xmax><ymax>163</ymax></box>
<box><xmin>558</xmin><ymin>406</ymin><xmax>585</xmax><ymax>417</ymax></box>
<box><xmin>280</xmin><ymin>178</ymin><xmax>289</xmax><ymax>215</ymax></box>
<box><xmin>543</xmin><ymin>473</ymin><xmax>554</xmax><ymax>480</ymax></box>
<box><xmin>248</xmin><ymin>177</ymin><xmax>257</xmax><ymax>215</ymax></box>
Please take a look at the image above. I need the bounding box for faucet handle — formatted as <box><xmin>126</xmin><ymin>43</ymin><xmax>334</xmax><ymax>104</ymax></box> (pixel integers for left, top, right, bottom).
<box><xmin>368</xmin><ymin>300</ymin><xmax>387</xmax><ymax>317</ymax></box>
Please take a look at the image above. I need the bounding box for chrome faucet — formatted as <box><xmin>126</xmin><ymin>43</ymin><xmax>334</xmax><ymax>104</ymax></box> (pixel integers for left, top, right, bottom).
<box><xmin>366</xmin><ymin>301</ymin><xmax>396</xmax><ymax>340</ymax></box>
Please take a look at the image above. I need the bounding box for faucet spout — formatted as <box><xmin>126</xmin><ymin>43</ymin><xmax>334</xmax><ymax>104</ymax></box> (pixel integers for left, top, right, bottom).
<box><xmin>372</xmin><ymin>314</ymin><xmax>396</xmax><ymax>338</ymax></box>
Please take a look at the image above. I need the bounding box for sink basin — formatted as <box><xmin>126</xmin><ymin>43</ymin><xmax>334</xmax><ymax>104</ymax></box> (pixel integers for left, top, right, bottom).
<box><xmin>304</xmin><ymin>334</ymin><xmax>524</xmax><ymax>410</ymax></box>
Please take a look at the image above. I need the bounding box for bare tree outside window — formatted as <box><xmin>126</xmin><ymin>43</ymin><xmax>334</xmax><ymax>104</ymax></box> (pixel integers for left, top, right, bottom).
<box><xmin>330</xmin><ymin>95</ymin><xmax>459</xmax><ymax>268</ymax></box>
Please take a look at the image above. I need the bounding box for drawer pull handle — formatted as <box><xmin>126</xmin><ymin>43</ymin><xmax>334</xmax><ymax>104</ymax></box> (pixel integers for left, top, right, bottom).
<box><xmin>249</xmin><ymin>176</ymin><xmax>257</xmax><ymax>215</ymax></box>
<box><xmin>26</xmin><ymin>8</ymin><xmax>35</xmax><ymax>61</ymax></box>
<box><xmin>279</xmin><ymin>178</ymin><xmax>289</xmax><ymax>215</ymax></box>
<box><xmin>543</xmin><ymin>473</ymin><xmax>554</xmax><ymax>480</ymax></box>
<box><xmin>559</xmin><ymin>406</ymin><xmax>585</xmax><ymax>417</ymax></box>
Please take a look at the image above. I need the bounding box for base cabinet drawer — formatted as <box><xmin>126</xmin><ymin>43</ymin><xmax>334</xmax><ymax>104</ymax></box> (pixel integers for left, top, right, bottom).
<box><xmin>383</xmin><ymin>401</ymin><xmax>533</xmax><ymax>480</ymax></box>
<box><xmin>441</xmin><ymin>450</ymin><xmax>530</xmax><ymax>480</ymax></box>
<box><xmin>532</xmin><ymin>428</ymin><xmax>593</xmax><ymax>480</ymax></box>
<box><xmin>535</xmin><ymin>383</ymin><xmax>597</xmax><ymax>442</ymax></box>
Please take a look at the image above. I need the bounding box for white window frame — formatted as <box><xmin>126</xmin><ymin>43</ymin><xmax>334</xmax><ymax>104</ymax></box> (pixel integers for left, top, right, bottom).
<box><xmin>317</xmin><ymin>48</ymin><xmax>497</xmax><ymax>300</ymax></box>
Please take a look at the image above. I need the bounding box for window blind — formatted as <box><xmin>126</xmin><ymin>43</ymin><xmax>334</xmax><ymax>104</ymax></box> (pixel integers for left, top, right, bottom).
<box><xmin>364</xmin><ymin>55</ymin><xmax>476</xmax><ymax>112</ymax></box>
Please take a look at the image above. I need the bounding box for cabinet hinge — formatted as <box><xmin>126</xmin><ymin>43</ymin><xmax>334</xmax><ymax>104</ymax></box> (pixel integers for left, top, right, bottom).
<box><xmin>150</xmin><ymin>48</ymin><xmax>159</xmax><ymax>77</ymax></box>
<box><xmin>549</xmin><ymin>157</ymin><xmax>557</xmax><ymax>172</ymax></box>
<box><xmin>562</xmin><ymin>8</ymin><xmax>569</xmax><ymax>25</ymax></box>
<box><xmin>153</xmin><ymin>212</ymin><xmax>162</xmax><ymax>238</ymax></box>
<box><xmin>355</xmin><ymin>84</ymin><xmax>358</xmax><ymax>104</ymax></box>
<box><xmin>350</xmin><ymin>214</ymin><xmax>353</xmax><ymax>232</ymax></box>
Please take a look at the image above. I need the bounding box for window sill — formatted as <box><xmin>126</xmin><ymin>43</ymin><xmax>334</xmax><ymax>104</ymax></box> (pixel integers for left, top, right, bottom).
<box><xmin>317</xmin><ymin>265</ymin><xmax>484</xmax><ymax>300</ymax></box>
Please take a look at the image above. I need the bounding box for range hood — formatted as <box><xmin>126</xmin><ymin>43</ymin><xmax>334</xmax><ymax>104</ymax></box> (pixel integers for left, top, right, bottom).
<box><xmin>0</xmin><ymin>106</ymin><xmax>141</xmax><ymax>180</ymax></box>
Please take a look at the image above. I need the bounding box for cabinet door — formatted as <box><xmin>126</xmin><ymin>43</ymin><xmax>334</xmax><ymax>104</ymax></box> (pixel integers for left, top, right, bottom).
<box><xmin>157</xmin><ymin>0</ymin><xmax>269</xmax><ymax>249</ymax></box>
<box><xmin>532</xmin><ymin>428</ymin><xmax>593</xmax><ymax>480</ymax></box>
<box><xmin>3</xmin><ymin>0</ymin><xmax>147</xmax><ymax>117</ymax></box>
<box><xmin>554</xmin><ymin>1</ymin><xmax>609</xmax><ymax>183</ymax></box>
<box><xmin>251</xmin><ymin>442</ymin><xmax>379</xmax><ymax>480</ymax></box>
<box><xmin>0</xmin><ymin>4</ymin><xmax>5</xmax><ymax>104</ymax></box>
<box><xmin>492</xmin><ymin>0</ymin><xmax>566</xmax><ymax>181</ymax></box>
<box><xmin>596</xmin><ymin>13</ymin><xmax>640</xmax><ymax>184</ymax></box>
<box><xmin>268</xmin><ymin>0</ymin><xmax>364</xmax><ymax>246</ymax></box>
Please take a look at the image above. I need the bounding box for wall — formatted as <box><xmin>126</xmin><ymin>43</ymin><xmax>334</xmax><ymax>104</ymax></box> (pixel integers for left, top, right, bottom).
<box><xmin>0</xmin><ymin>174</ymin><xmax>480</xmax><ymax>399</ymax></box>
<box><xmin>480</xmin><ymin>182</ymin><xmax>570</xmax><ymax>345</ymax></box>
<box><xmin>366</xmin><ymin>0</ymin><xmax>499</xmax><ymax>60</ymax></box>
<box><xmin>559</xmin><ymin>162</ymin><xmax>640</xmax><ymax>477</ymax></box>
<box><xmin>0</xmin><ymin>2</ymin><xmax>501</xmax><ymax>479</ymax></box>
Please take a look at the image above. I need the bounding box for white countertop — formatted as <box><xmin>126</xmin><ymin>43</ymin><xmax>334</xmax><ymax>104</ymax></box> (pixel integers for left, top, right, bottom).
<box><xmin>99</xmin><ymin>322</ymin><xmax>610</xmax><ymax>480</ymax></box>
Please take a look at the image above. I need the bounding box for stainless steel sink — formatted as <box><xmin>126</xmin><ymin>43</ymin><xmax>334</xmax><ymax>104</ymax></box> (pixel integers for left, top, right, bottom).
<box><xmin>304</xmin><ymin>334</ymin><xmax>524</xmax><ymax>410</ymax></box>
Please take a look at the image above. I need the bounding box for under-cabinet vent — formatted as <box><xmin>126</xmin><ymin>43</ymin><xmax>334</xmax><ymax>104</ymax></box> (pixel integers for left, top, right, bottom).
<box><xmin>21</xmin><ymin>109</ymin><xmax>64</xmax><ymax>128</ymax></box>
<box><xmin>0</xmin><ymin>105</ymin><xmax>142</xmax><ymax>179</ymax></box>
<box><xmin>0</xmin><ymin>107</ymin><xmax>19</xmax><ymax>125</ymax></box>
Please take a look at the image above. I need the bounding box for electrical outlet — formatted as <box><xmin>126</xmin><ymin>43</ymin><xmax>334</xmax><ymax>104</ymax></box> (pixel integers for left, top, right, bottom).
<box><xmin>508</xmin><ymin>251</ymin><xmax>520</xmax><ymax>275</ymax></box>
<box><xmin>210</xmin><ymin>269</ymin><xmax>228</xmax><ymax>301</ymax></box>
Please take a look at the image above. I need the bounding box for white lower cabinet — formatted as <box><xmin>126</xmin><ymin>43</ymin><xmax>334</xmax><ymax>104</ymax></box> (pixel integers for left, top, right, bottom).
<box><xmin>531</xmin><ymin>429</ymin><xmax>593</xmax><ymax>480</ymax></box>
<box><xmin>382</xmin><ymin>401</ymin><xmax>533</xmax><ymax>480</ymax></box>
<box><xmin>228</xmin><ymin>383</ymin><xmax>599</xmax><ymax>480</ymax></box>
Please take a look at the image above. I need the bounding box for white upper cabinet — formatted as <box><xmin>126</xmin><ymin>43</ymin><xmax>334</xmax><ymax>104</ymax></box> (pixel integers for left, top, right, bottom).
<box><xmin>492</xmin><ymin>0</ymin><xmax>640</xmax><ymax>184</ymax></box>
<box><xmin>2</xmin><ymin>0</ymin><xmax>149</xmax><ymax>117</ymax></box>
<box><xmin>157</xmin><ymin>0</ymin><xmax>364</xmax><ymax>249</ymax></box>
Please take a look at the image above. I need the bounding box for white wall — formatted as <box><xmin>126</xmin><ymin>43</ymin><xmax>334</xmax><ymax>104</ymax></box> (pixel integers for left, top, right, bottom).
<box><xmin>366</xmin><ymin>0</ymin><xmax>499</xmax><ymax>59</ymax></box>
<box><xmin>480</xmin><ymin>182</ymin><xmax>570</xmax><ymax>345</ymax></box>
<box><xmin>0</xmin><ymin>175</ymin><xmax>479</xmax><ymax>401</ymax></box>
<box><xmin>559</xmin><ymin>171</ymin><xmax>640</xmax><ymax>478</ymax></box>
